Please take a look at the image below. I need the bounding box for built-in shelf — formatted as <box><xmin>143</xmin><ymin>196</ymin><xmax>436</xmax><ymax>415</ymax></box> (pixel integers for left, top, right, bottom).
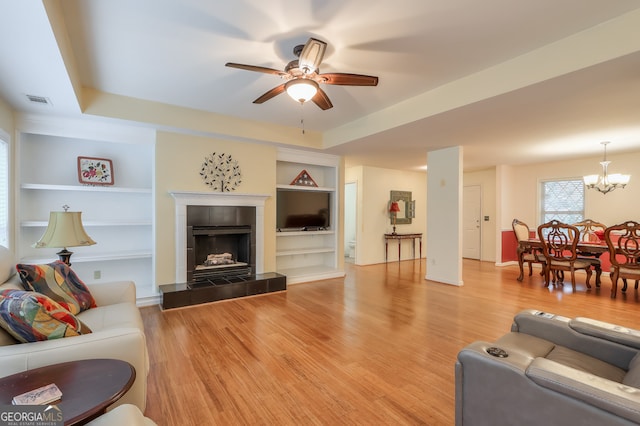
<box><xmin>22</xmin><ymin>221</ymin><xmax>152</xmax><ymax>227</ymax></box>
<box><xmin>20</xmin><ymin>250</ymin><xmax>153</xmax><ymax>264</ymax></box>
<box><xmin>21</xmin><ymin>183</ymin><xmax>151</xmax><ymax>193</ymax></box>
<box><xmin>276</xmin><ymin>247</ymin><xmax>335</xmax><ymax>256</ymax></box>
<box><xmin>277</xmin><ymin>265</ymin><xmax>345</xmax><ymax>285</ymax></box>
<box><xmin>275</xmin><ymin>148</ymin><xmax>344</xmax><ymax>283</ymax></box>
<box><xmin>17</xmin><ymin>124</ymin><xmax>155</xmax><ymax>302</ymax></box>
<box><xmin>276</xmin><ymin>230</ymin><xmax>334</xmax><ymax>237</ymax></box>
<box><xmin>276</xmin><ymin>184</ymin><xmax>335</xmax><ymax>192</ymax></box>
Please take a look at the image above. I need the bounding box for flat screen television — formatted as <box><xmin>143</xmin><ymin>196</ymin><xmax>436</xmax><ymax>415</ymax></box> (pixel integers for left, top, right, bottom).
<box><xmin>276</xmin><ymin>189</ymin><xmax>331</xmax><ymax>230</ymax></box>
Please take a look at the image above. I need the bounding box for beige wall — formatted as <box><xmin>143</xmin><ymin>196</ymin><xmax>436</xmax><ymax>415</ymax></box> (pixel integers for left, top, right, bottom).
<box><xmin>501</xmin><ymin>150</ymin><xmax>640</xmax><ymax>231</ymax></box>
<box><xmin>83</xmin><ymin>89</ymin><xmax>322</xmax><ymax>149</ymax></box>
<box><xmin>495</xmin><ymin>164</ymin><xmax>517</xmax><ymax>262</ymax></box>
<box><xmin>155</xmin><ymin>131</ymin><xmax>277</xmax><ymax>285</ymax></box>
<box><xmin>497</xmin><ymin>165</ymin><xmax>516</xmax><ymax>230</ymax></box>
<box><xmin>347</xmin><ymin>165</ymin><xmax>427</xmax><ymax>265</ymax></box>
<box><xmin>347</xmin><ymin>164</ymin><xmax>497</xmax><ymax>265</ymax></box>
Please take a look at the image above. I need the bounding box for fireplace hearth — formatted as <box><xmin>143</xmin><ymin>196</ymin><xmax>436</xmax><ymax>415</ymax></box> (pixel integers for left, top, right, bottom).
<box><xmin>164</xmin><ymin>191</ymin><xmax>287</xmax><ymax>309</ymax></box>
<box><xmin>163</xmin><ymin>191</ymin><xmax>285</xmax><ymax>309</ymax></box>
<box><xmin>160</xmin><ymin>272</ymin><xmax>286</xmax><ymax>309</ymax></box>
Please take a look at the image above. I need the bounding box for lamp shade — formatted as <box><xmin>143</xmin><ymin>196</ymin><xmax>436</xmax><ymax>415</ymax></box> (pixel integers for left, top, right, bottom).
<box><xmin>35</xmin><ymin>211</ymin><xmax>96</xmax><ymax>249</ymax></box>
<box><xmin>389</xmin><ymin>202</ymin><xmax>401</xmax><ymax>213</ymax></box>
<box><xmin>583</xmin><ymin>174</ymin><xmax>599</xmax><ymax>186</ymax></box>
<box><xmin>608</xmin><ymin>173</ymin><xmax>631</xmax><ymax>185</ymax></box>
<box><xmin>285</xmin><ymin>79</ymin><xmax>319</xmax><ymax>103</ymax></box>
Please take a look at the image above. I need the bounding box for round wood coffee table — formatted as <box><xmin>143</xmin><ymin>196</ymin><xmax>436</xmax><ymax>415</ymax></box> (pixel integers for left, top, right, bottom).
<box><xmin>0</xmin><ymin>358</ymin><xmax>135</xmax><ymax>425</ymax></box>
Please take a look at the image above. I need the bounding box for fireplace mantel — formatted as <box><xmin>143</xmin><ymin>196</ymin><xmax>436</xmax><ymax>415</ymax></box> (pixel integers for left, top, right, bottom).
<box><xmin>170</xmin><ymin>191</ymin><xmax>270</xmax><ymax>283</ymax></box>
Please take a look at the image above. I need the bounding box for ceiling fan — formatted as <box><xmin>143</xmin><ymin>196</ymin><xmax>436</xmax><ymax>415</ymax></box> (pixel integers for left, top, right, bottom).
<box><xmin>225</xmin><ymin>38</ymin><xmax>378</xmax><ymax>110</ymax></box>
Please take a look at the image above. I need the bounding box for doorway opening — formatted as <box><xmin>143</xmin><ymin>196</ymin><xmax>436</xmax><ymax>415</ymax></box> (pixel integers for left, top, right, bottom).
<box><xmin>344</xmin><ymin>182</ymin><xmax>357</xmax><ymax>264</ymax></box>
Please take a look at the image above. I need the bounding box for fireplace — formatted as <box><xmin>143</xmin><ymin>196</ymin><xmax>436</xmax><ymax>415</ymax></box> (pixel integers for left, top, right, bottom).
<box><xmin>186</xmin><ymin>205</ymin><xmax>256</xmax><ymax>281</ymax></box>
<box><xmin>170</xmin><ymin>191</ymin><xmax>269</xmax><ymax>283</ymax></box>
<box><xmin>163</xmin><ymin>191</ymin><xmax>284</xmax><ymax>309</ymax></box>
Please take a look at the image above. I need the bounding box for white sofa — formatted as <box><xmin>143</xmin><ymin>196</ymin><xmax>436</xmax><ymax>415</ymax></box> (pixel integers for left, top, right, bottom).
<box><xmin>0</xmin><ymin>246</ymin><xmax>149</xmax><ymax>412</ymax></box>
<box><xmin>87</xmin><ymin>404</ymin><xmax>156</xmax><ymax>425</ymax></box>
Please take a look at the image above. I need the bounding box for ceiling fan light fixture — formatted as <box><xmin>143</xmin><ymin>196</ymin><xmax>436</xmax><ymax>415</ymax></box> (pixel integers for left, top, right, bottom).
<box><xmin>285</xmin><ymin>79</ymin><xmax>318</xmax><ymax>103</ymax></box>
<box><xmin>226</xmin><ymin>37</ymin><xmax>377</xmax><ymax>110</ymax></box>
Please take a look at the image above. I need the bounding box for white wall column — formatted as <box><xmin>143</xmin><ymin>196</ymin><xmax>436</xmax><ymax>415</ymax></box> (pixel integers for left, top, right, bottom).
<box><xmin>426</xmin><ymin>146</ymin><xmax>463</xmax><ymax>286</ymax></box>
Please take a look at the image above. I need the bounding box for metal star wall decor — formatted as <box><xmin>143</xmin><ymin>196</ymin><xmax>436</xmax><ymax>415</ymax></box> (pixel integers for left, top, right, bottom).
<box><xmin>200</xmin><ymin>152</ymin><xmax>242</xmax><ymax>192</ymax></box>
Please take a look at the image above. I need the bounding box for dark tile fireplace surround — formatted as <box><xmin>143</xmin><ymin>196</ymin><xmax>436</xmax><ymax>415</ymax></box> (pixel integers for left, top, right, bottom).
<box><xmin>160</xmin><ymin>205</ymin><xmax>286</xmax><ymax>309</ymax></box>
<box><xmin>187</xmin><ymin>205</ymin><xmax>256</xmax><ymax>282</ymax></box>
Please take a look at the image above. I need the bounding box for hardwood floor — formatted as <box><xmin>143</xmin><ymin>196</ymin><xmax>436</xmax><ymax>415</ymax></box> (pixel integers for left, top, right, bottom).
<box><xmin>141</xmin><ymin>260</ymin><xmax>637</xmax><ymax>425</ymax></box>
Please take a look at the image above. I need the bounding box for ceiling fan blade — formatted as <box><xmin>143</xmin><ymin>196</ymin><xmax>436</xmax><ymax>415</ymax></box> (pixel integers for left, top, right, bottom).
<box><xmin>312</xmin><ymin>88</ymin><xmax>333</xmax><ymax>110</ymax></box>
<box><xmin>298</xmin><ymin>38</ymin><xmax>327</xmax><ymax>74</ymax></box>
<box><xmin>225</xmin><ymin>62</ymin><xmax>287</xmax><ymax>77</ymax></box>
<box><xmin>253</xmin><ymin>83</ymin><xmax>286</xmax><ymax>104</ymax></box>
<box><xmin>319</xmin><ymin>73</ymin><xmax>379</xmax><ymax>86</ymax></box>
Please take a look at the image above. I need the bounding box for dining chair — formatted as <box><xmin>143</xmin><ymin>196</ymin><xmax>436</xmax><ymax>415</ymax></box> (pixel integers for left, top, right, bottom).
<box><xmin>572</xmin><ymin>219</ymin><xmax>606</xmax><ymax>286</ymax></box>
<box><xmin>512</xmin><ymin>219</ymin><xmax>545</xmax><ymax>281</ymax></box>
<box><xmin>604</xmin><ymin>221</ymin><xmax>640</xmax><ymax>298</ymax></box>
<box><xmin>537</xmin><ymin>220</ymin><xmax>592</xmax><ymax>290</ymax></box>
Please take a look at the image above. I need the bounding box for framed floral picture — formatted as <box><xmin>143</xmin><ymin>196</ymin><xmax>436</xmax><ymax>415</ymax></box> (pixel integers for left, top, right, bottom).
<box><xmin>77</xmin><ymin>156</ymin><xmax>114</xmax><ymax>186</ymax></box>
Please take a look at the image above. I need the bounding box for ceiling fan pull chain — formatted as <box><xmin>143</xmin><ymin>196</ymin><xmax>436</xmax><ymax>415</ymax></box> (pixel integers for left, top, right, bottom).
<box><xmin>300</xmin><ymin>102</ymin><xmax>305</xmax><ymax>134</ymax></box>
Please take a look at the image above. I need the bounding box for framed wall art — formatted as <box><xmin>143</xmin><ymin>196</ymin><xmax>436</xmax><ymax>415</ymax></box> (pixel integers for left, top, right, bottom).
<box><xmin>390</xmin><ymin>190</ymin><xmax>415</xmax><ymax>225</ymax></box>
<box><xmin>199</xmin><ymin>152</ymin><xmax>242</xmax><ymax>192</ymax></box>
<box><xmin>77</xmin><ymin>156</ymin><xmax>114</xmax><ymax>186</ymax></box>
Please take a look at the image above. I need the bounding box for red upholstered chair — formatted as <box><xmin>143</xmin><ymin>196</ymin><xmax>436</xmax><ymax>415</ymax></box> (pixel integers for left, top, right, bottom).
<box><xmin>604</xmin><ymin>221</ymin><xmax>640</xmax><ymax>298</ymax></box>
<box><xmin>537</xmin><ymin>220</ymin><xmax>592</xmax><ymax>290</ymax></box>
<box><xmin>572</xmin><ymin>219</ymin><xmax>606</xmax><ymax>286</ymax></box>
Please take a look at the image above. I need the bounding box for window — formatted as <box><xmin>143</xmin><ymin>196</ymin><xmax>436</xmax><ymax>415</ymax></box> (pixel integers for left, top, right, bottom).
<box><xmin>0</xmin><ymin>137</ymin><xmax>7</xmax><ymax>247</ymax></box>
<box><xmin>540</xmin><ymin>179</ymin><xmax>584</xmax><ymax>225</ymax></box>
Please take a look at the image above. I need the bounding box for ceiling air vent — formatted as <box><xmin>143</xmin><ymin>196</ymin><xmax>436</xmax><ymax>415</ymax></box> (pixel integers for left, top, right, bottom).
<box><xmin>25</xmin><ymin>94</ymin><xmax>52</xmax><ymax>105</ymax></box>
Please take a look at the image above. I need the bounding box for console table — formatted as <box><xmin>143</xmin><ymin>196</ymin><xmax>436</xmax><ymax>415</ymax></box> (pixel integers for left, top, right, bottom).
<box><xmin>384</xmin><ymin>233</ymin><xmax>422</xmax><ymax>262</ymax></box>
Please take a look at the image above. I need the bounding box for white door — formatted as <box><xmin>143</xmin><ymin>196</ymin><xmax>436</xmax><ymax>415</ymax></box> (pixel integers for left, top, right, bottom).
<box><xmin>463</xmin><ymin>185</ymin><xmax>481</xmax><ymax>259</ymax></box>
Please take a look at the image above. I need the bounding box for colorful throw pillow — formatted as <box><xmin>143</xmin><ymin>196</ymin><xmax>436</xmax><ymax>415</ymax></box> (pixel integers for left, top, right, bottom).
<box><xmin>0</xmin><ymin>290</ymin><xmax>91</xmax><ymax>343</ymax></box>
<box><xmin>16</xmin><ymin>261</ymin><xmax>97</xmax><ymax>315</ymax></box>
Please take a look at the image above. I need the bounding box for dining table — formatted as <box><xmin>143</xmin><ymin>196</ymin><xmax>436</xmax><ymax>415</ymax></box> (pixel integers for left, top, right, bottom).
<box><xmin>519</xmin><ymin>238</ymin><xmax>609</xmax><ymax>286</ymax></box>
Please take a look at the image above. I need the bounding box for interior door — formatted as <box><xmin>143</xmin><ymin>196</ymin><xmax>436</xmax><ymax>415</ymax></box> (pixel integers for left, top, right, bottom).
<box><xmin>463</xmin><ymin>185</ymin><xmax>481</xmax><ymax>259</ymax></box>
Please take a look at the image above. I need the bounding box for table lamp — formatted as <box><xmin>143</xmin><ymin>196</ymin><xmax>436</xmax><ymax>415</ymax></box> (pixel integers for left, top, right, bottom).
<box><xmin>34</xmin><ymin>205</ymin><xmax>96</xmax><ymax>266</ymax></box>
<box><xmin>389</xmin><ymin>201</ymin><xmax>401</xmax><ymax>235</ymax></box>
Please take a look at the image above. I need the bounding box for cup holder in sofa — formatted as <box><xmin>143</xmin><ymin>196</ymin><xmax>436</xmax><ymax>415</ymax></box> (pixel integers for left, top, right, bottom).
<box><xmin>486</xmin><ymin>347</ymin><xmax>509</xmax><ymax>358</ymax></box>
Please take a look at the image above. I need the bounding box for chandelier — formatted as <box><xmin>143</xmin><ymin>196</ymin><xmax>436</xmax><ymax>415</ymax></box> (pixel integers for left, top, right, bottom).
<box><xmin>583</xmin><ymin>141</ymin><xmax>630</xmax><ymax>194</ymax></box>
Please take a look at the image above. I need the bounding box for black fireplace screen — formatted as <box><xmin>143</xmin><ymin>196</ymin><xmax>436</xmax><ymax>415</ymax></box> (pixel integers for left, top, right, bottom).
<box><xmin>186</xmin><ymin>206</ymin><xmax>256</xmax><ymax>281</ymax></box>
